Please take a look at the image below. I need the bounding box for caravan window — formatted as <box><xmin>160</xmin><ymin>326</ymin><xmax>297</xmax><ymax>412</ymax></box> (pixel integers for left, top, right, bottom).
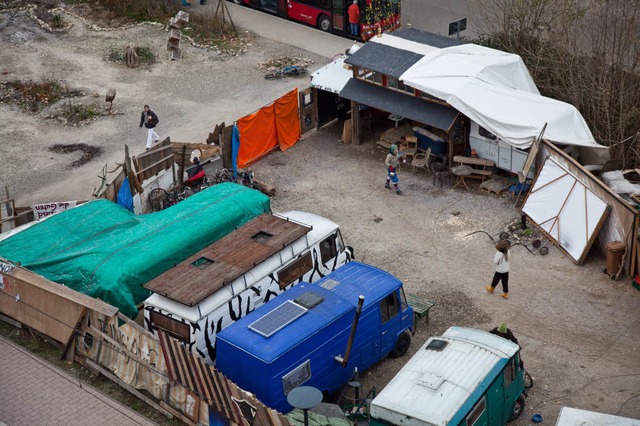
<box><xmin>319</xmin><ymin>234</ymin><xmax>337</xmax><ymax>264</ymax></box>
<box><xmin>478</xmin><ymin>126</ymin><xmax>497</xmax><ymax>140</ymax></box>
<box><xmin>278</xmin><ymin>252</ymin><xmax>313</xmax><ymax>288</ymax></box>
<box><xmin>148</xmin><ymin>309</ymin><xmax>190</xmax><ymax>343</ymax></box>
<box><xmin>466</xmin><ymin>396</ymin><xmax>486</xmax><ymax>425</ymax></box>
<box><xmin>380</xmin><ymin>292</ymin><xmax>399</xmax><ymax>323</ymax></box>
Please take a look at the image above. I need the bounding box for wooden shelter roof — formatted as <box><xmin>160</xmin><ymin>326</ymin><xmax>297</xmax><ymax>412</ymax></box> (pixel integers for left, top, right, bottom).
<box><xmin>143</xmin><ymin>214</ymin><xmax>311</xmax><ymax>306</ymax></box>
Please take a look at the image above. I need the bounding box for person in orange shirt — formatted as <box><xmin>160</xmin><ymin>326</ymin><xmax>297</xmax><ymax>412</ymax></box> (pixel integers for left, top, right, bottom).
<box><xmin>347</xmin><ymin>0</ymin><xmax>360</xmax><ymax>37</ymax></box>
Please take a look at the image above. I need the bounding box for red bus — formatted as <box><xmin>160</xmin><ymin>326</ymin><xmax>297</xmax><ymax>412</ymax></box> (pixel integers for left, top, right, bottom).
<box><xmin>232</xmin><ymin>0</ymin><xmax>401</xmax><ymax>40</ymax></box>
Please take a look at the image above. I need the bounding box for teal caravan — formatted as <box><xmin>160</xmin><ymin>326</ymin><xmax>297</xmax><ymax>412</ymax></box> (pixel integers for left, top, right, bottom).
<box><xmin>370</xmin><ymin>327</ymin><xmax>527</xmax><ymax>426</ymax></box>
<box><xmin>215</xmin><ymin>261</ymin><xmax>415</xmax><ymax>413</ymax></box>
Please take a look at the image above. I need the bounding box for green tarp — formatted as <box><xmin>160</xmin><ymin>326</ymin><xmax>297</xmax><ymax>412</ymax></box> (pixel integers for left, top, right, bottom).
<box><xmin>0</xmin><ymin>183</ymin><xmax>270</xmax><ymax>318</ymax></box>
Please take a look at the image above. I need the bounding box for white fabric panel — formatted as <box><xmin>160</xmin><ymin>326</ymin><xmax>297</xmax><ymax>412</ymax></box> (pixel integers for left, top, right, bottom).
<box><xmin>310</xmin><ymin>56</ymin><xmax>352</xmax><ymax>94</ymax></box>
<box><xmin>523</xmin><ymin>158</ymin><xmax>610</xmax><ymax>262</ymax></box>
<box><xmin>401</xmin><ymin>45</ymin><xmax>601</xmax><ymax>149</ymax></box>
<box><xmin>368</xmin><ymin>33</ymin><xmax>441</xmax><ymax>56</ymax></box>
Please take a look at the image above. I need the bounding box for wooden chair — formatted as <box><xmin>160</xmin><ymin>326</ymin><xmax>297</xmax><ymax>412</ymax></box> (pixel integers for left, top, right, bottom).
<box><xmin>411</xmin><ymin>147</ymin><xmax>432</xmax><ymax>174</ymax></box>
<box><xmin>400</xmin><ymin>136</ymin><xmax>418</xmax><ymax>162</ymax></box>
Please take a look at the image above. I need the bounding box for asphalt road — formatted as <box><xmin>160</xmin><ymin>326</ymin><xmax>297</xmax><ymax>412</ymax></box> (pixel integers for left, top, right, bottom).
<box><xmin>192</xmin><ymin>0</ymin><xmax>480</xmax><ymax>59</ymax></box>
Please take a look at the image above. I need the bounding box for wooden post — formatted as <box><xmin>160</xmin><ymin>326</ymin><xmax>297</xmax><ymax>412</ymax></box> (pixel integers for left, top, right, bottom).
<box><xmin>350</xmin><ymin>101</ymin><xmax>361</xmax><ymax>145</ymax></box>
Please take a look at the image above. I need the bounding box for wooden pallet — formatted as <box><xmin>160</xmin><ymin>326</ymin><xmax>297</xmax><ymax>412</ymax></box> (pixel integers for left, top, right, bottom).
<box><xmin>376</xmin><ymin>125</ymin><xmax>414</xmax><ymax>150</ymax></box>
<box><xmin>480</xmin><ymin>176</ymin><xmax>511</xmax><ymax>195</ymax></box>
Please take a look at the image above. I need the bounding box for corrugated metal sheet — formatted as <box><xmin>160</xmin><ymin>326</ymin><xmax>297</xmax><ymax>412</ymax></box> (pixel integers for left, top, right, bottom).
<box><xmin>158</xmin><ymin>330</ymin><xmax>291</xmax><ymax>426</ymax></box>
<box><xmin>339</xmin><ymin>79</ymin><xmax>458</xmax><ymax>131</ymax></box>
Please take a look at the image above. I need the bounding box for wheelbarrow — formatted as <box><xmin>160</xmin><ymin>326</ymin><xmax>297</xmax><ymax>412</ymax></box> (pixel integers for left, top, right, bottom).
<box><xmin>464</xmin><ymin>230</ymin><xmax>510</xmax><ymax>244</ymax></box>
<box><xmin>465</xmin><ymin>230</ymin><xmax>549</xmax><ymax>256</ymax></box>
<box><xmin>512</xmin><ymin>238</ymin><xmax>549</xmax><ymax>256</ymax></box>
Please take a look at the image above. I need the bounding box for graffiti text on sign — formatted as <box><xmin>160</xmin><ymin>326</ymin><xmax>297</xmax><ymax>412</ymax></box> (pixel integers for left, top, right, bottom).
<box><xmin>0</xmin><ymin>262</ymin><xmax>13</xmax><ymax>274</ymax></box>
<box><xmin>32</xmin><ymin>201</ymin><xmax>77</xmax><ymax>220</ymax></box>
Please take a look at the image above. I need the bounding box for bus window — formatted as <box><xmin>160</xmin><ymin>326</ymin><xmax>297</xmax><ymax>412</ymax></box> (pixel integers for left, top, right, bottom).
<box><xmin>332</xmin><ymin>0</ymin><xmax>344</xmax><ymax>30</ymax></box>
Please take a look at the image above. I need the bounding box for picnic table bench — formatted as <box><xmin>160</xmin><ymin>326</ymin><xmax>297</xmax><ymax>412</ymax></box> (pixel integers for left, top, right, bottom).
<box><xmin>405</xmin><ymin>293</ymin><xmax>436</xmax><ymax>328</ymax></box>
<box><xmin>453</xmin><ymin>156</ymin><xmax>495</xmax><ymax>181</ymax></box>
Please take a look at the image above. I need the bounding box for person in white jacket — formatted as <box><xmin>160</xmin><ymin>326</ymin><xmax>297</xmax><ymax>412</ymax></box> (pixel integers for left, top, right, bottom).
<box><xmin>486</xmin><ymin>239</ymin><xmax>511</xmax><ymax>299</ymax></box>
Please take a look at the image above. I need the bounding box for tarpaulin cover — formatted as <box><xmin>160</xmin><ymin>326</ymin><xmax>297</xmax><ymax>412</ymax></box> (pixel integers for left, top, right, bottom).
<box><xmin>275</xmin><ymin>89</ymin><xmax>300</xmax><ymax>152</ymax></box>
<box><xmin>237</xmin><ymin>105</ymin><xmax>277</xmax><ymax>169</ymax></box>
<box><xmin>400</xmin><ymin>44</ymin><xmax>602</xmax><ymax>149</ymax></box>
<box><xmin>236</xmin><ymin>90</ymin><xmax>300</xmax><ymax>168</ymax></box>
<box><xmin>0</xmin><ymin>183</ymin><xmax>270</xmax><ymax>318</ymax></box>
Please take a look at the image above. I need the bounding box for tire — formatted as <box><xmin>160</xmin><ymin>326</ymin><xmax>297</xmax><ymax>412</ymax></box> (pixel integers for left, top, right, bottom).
<box><xmin>232</xmin><ymin>0</ymin><xmax>243</xmax><ymax>4</ymax></box>
<box><xmin>499</xmin><ymin>232</ymin><xmax>510</xmax><ymax>241</ymax></box>
<box><xmin>508</xmin><ymin>394</ymin><xmax>526</xmax><ymax>422</ymax></box>
<box><xmin>539</xmin><ymin>246</ymin><xmax>549</xmax><ymax>255</ymax></box>
<box><xmin>391</xmin><ymin>332</ymin><xmax>411</xmax><ymax>358</ymax></box>
<box><xmin>318</xmin><ymin>14</ymin><xmax>331</xmax><ymax>32</ymax></box>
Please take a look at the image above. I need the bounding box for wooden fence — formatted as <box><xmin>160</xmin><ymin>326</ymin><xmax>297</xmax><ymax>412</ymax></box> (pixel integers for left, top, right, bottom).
<box><xmin>0</xmin><ymin>259</ymin><xmax>291</xmax><ymax>426</ymax></box>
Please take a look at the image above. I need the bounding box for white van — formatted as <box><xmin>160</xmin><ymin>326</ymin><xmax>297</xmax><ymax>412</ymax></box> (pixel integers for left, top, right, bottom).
<box><xmin>142</xmin><ymin>211</ymin><xmax>353</xmax><ymax>364</ymax></box>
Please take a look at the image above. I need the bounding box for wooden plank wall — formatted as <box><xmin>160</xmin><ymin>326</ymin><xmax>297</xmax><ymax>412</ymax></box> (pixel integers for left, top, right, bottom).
<box><xmin>133</xmin><ymin>141</ymin><xmax>175</xmax><ymax>183</ymax></box>
<box><xmin>0</xmin><ymin>262</ymin><xmax>117</xmax><ymax>345</ymax></box>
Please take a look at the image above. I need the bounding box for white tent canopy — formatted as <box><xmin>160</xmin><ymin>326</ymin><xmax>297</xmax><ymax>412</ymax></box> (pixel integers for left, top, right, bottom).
<box><xmin>400</xmin><ymin>44</ymin><xmax>601</xmax><ymax>149</ymax></box>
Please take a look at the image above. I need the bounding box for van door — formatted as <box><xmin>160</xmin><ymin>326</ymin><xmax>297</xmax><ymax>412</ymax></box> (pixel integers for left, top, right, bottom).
<box><xmin>378</xmin><ymin>290</ymin><xmax>401</xmax><ymax>355</ymax></box>
<box><xmin>502</xmin><ymin>355</ymin><xmax>522</xmax><ymax>424</ymax></box>
<box><xmin>485</xmin><ymin>365</ymin><xmax>505</xmax><ymax>424</ymax></box>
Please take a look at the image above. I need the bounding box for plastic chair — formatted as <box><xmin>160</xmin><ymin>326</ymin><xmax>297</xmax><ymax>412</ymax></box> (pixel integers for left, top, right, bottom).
<box><xmin>412</xmin><ymin>147</ymin><xmax>432</xmax><ymax>174</ymax></box>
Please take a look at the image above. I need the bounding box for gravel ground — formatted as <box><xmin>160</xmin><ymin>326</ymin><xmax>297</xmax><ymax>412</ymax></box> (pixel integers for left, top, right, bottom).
<box><xmin>1</xmin><ymin>4</ymin><xmax>639</xmax><ymax>425</ymax></box>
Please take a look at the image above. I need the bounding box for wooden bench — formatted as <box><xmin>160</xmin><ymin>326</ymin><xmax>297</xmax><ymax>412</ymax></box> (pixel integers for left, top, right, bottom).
<box><xmin>405</xmin><ymin>293</ymin><xmax>436</xmax><ymax>329</ymax></box>
<box><xmin>453</xmin><ymin>156</ymin><xmax>495</xmax><ymax>181</ymax></box>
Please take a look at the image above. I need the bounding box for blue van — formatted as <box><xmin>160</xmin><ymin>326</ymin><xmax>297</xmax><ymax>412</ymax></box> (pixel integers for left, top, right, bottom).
<box><xmin>216</xmin><ymin>261</ymin><xmax>414</xmax><ymax>413</ymax></box>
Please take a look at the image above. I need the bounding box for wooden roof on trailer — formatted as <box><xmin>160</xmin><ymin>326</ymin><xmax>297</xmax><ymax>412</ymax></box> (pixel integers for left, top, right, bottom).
<box><xmin>143</xmin><ymin>214</ymin><xmax>311</xmax><ymax>306</ymax></box>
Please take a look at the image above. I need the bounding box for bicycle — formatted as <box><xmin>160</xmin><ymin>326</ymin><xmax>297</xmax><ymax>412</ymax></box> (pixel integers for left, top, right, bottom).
<box><xmin>237</xmin><ymin>169</ymin><xmax>254</xmax><ymax>188</ymax></box>
<box><xmin>264</xmin><ymin>65</ymin><xmax>308</xmax><ymax>79</ymax></box>
<box><xmin>213</xmin><ymin>168</ymin><xmax>234</xmax><ymax>184</ymax></box>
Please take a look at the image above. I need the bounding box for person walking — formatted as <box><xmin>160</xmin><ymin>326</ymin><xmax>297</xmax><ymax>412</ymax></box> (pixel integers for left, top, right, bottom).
<box><xmin>139</xmin><ymin>105</ymin><xmax>160</xmax><ymax>150</ymax></box>
<box><xmin>385</xmin><ymin>144</ymin><xmax>403</xmax><ymax>194</ymax></box>
<box><xmin>348</xmin><ymin>0</ymin><xmax>360</xmax><ymax>37</ymax></box>
<box><xmin>486</xmin><ymin>239</ymin><xmax>511</xmax><ymax>299</ymax></box>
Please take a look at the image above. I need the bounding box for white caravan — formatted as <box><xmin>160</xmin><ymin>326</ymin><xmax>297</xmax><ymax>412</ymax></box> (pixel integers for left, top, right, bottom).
<box><xmin>143</xmin><ymin>211</ymin><xmax>353</xmax><ymax>364</ymax></box>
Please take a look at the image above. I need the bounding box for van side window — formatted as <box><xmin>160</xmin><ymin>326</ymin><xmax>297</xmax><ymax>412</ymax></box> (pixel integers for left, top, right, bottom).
<box><xmin>380</xmin><ymin>292</ymin><xmax>399</xmax><ymax>323</ymax></box>
<box><xmin>278</xmin><ymin>252</ymin><xmax>313</xmax><ymax>289</ymax></box>
<box><xmin>503</xmin><ymin>357</ymin><xmax>515</xmax><ymax>388</ymax></box>
<box><xmin>400</xmin><ymin>287</ymin><xmax>408</xmax><ymax>311</ymax></box>
<box><xmin>466</xmin><ymin>396</ymin><xmax>486</xmax><ymax>425</ymax></box>
<box><xmin>319</xmin><ymin>234</ymin><xmax>337</xmax><ymax>264</ymax></box>
<box><xmin>282</xmin><ymin>360</ymin><xmax>312</xmax><ymax>394</ymax></box>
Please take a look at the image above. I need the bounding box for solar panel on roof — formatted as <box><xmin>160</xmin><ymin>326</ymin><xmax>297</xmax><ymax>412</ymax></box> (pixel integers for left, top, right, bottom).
<box><xmin>249</xmin><ymin>300</ymin><xmax>307</xmax><ymax>337</ymax></box>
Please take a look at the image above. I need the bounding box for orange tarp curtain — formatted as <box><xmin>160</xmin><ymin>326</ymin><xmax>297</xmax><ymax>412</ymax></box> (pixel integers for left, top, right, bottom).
<box><xmin>236</xmin><ymin>89</ymin><xmax>301</xmax><ymax>168</ymax></box>
<box><xmin>275</xmin><ymin>89</ymin><xmax>301</xmax><ymax>152</ymax></box>
<box><xmin>236</xmin><ymin>104</ymin><xmax>278</xmax><ymax>169</ymax></box>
